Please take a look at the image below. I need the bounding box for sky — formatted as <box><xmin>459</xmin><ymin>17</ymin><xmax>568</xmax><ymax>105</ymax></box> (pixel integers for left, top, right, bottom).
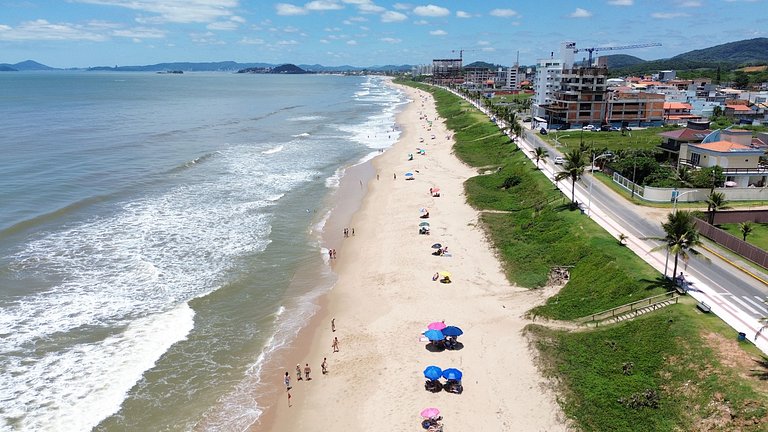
<box><xmin>0</xmin><ymin>0</ymin><xmax>765</xmax><ymax>68</ymax></box>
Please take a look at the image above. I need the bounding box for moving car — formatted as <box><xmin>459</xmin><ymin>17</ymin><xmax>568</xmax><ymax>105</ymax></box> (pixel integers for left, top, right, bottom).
<box><xmin>554</xmin><ymin>156</ymin><xmax>566</xmax><ymax>165</ymax></box>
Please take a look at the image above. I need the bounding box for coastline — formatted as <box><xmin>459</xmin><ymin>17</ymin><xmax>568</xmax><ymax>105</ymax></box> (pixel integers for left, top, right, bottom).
<box><xmin>251</xmin><ymin>83</ymin><xmax>567</xmax><ymax>431</ymax></box>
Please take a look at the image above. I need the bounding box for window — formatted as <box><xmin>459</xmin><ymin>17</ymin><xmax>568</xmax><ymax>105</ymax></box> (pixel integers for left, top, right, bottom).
<box><xmin>690</xmin><ymin>153</ymin><xmax>701</xmax><ymax>166</ymax></box>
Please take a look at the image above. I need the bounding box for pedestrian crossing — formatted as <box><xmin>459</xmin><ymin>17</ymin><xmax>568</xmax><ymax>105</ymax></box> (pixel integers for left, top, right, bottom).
<box><xmin>720</xmin><ymin>293</ymin><xmax>768</xmax><ymax>317</ymax></box>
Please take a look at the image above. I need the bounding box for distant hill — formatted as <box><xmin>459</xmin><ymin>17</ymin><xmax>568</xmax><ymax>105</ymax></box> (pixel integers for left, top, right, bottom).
<box><xmin>88</xmin><ymin>61</ymin><xmax>274</xmax><ymax>72</ymax></box>
<box><xmin>464</xmin><ymin>61</ymin><xmax>499</xmax><ymax>69</ymax></box>
<box><xmin>0</xmin><ymin>60</ymin><xmax>54</xmax><ymax>71</ymax></box>
<box><xmin>237</xmin><ymin>63</ymin><xmax>312</xmax><ymax>74</ymax></box>
<box><xmin>600</xmin><ymin>54</ymin><xmax>646</xmax><ymax>69</ymax></box>
<box><xmin>611</xmin><ymin>37</ymin><xmax>768</xmax><ymax>75</ymax></box>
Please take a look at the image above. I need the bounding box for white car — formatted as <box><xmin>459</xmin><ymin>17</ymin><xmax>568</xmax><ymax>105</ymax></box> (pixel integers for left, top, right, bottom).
<box><xmin>554</xmin><ymin>156</ymin><xmax>566</xmax><ymax>165</ymax></box>
<box><xmin>582</xmin><ymin>125</ymin><xmax>595</xmax><ymax>131</ymax></box>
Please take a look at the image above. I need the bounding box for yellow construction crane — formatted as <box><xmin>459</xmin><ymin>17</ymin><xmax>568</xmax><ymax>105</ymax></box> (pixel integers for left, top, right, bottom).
<box><xmin>451</xmin><ymin>49</ymin><xmax>479</xmax><ymax>61</ymax></box>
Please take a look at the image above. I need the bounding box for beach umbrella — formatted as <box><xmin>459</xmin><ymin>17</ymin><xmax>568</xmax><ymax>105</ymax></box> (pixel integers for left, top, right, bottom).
<box><xmin>438</xmin><ymin>271</ymin><xmax>451</xmax><ymax>278</ymax></box>
<box><xmin>423</xmin><ymin>365</ymin><xmax>443</xmax><ymax>380</ymax></box>
<box><xmin>431</xmin><ymin>243</ymin><xmax>442</xmax><ymax>249</ymax></box>
<box><xmin>419</xmin><ymin>221</ymin><xmax>430</xmax><ymax>227</ymax></box>
<box><xmin>442</xmin><ymin>368</ymin><xmax>463</xmax><ymax>381</ymax></box>
<box><xmin>420</xmin><ymin>208</ymin><xmax>429</xmax><ymax>214</ymax></box>
<box><xmin>421</xmin><ymin>226</ymin><xmax>430</xmax><ymax>232</ymax></box>
<box><xmin>428</xmin><ymin>321</ymin><xmax>447</xmax><ymax>331</ymax></box>
<box><xmin>405</xmin><ymin>172</ymin><xmax>414</xmax><ymax>176</ymax></box>
<box><xmin>420</xmin><ymin>407</ymin><xmax>440</xmax><ymax>419</ymax></box>
<box><xmin>423</xmin><ymin>329</ymin><xmax>445</xmax><ymax>341</ymax></box>
<box><xmin>432</xmin><ymin>187</ymin><xmax>440</xmax><ymax>194</ymax></box>
<box><xmin>442</xmin><ymin>326</ymin><xmax>463</xmax><ymax>337</ymax></box>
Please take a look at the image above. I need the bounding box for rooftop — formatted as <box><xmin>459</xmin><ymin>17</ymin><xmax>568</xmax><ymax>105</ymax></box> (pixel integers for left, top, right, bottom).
<box><xmin>690</xmin><ymin>140</ymin><xmax>760</xmax><ymax>153</ymax></box>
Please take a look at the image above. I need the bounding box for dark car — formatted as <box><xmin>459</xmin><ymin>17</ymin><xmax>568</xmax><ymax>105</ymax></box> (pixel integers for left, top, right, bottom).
<box><xmin>539</xmin><ymin>128</ymin><xmax>548</xmax><ymax>135</ymax></box>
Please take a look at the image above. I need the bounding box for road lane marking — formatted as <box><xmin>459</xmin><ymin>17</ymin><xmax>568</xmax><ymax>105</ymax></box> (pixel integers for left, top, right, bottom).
<box><xmin>730</xmin><ymin>296</ymin><xmax>760</xmax><ymax>315</ymax></box>
<box><xmin>745</xmin><ymin>296</ymin><xmax>768</xmax><ymax>314</ymax></box>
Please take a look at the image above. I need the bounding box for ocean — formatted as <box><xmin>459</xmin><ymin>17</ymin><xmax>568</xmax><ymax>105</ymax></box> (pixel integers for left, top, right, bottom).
<box><xmin>0</xmin><ymin>71</ymin><xmax>406</xmax><ymax>431</ymax></box>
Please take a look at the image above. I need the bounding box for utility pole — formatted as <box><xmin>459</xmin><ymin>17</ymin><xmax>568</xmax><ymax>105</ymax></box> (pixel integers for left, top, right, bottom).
<box><xmin>631</xmin><ymin>151</ymin><xmax>637</xmax><ymax>199</ymax></box>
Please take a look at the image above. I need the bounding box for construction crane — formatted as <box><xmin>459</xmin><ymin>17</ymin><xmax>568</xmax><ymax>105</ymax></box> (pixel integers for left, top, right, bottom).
<box><xmin>451</xmin><ymin>49</ymin><xmax>479</xmax><ymax>61</ymax></box>
<box><xmin>571</xmin><ymin>42</ymin><xmax>662</xmax><ymax>66</ymax></box>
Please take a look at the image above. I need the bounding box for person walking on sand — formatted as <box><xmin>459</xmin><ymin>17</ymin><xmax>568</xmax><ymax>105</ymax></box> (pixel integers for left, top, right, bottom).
<box><xmin>284</xmin><ymin>371</ymin><xmax>291</xmax><ymax>391</ymax></box>
<box><xmin>304</xmin><ymin>363</ymin><xmax>311</xmax><ymax>380</ymax></box>
<box><xmin>287</xmin><ymin>391</ymin><xmax>292</xmax><ymax>407</ymax></box>
<box><xmin>321</xmin><ymin>357</ymin><xmax>328</xmax><ymax>375</ymax></box>
<box><xmin>296</xmin><ymin>364</ymin><xmax>303</xmax><ymax>381</ymax></box>
<box><xmin>332</xmin><ymin>337</ymin><xmax>339</xmax><ymax>353</ymax></box>
<box><xmin>331</xmin><ymin>318</ymin><xmax>336</xmax><ymax>332</ymax></box>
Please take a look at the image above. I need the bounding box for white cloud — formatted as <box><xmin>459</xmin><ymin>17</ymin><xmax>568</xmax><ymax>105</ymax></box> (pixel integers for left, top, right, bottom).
<box><xmin>393</xmin><ymin>3</ymin><xmax>411</xmax><ymax>10</ymax></box>
<box><xmin>0</xmin><ymin>19</ymin><xmax>107</xmax><ymax>41</ymax></box>
<box><xmin>429</xmin><ymin>29</ymin><xmax>446</xmax><ymax>36</ymax></box>
<box><xmin>206</xmin><ymin>21</ymin><xmax>239</xmax><ymax>30</ymax></box>
<box><xmin>112</xmin><ymin>27</ymin><xmax>165</xmax><ymax>38</ymax></box>
<box><xmin>305</xmin><ymin>0</ymin><xmax>343</xmax><ymax>11</ymax></box>
<box><xmin>481</xmin><ymin>47</ymin><xmax>495</xmax><ymax>52</ymax></box>
<box><xmin>347</xmin><ymin>39</ymin><xmax>357</xmax><ymax>45</ymax></box>
<box><xmin>570</xmin><ymin>8</ymin><xmax>592</xmax><ymax>18</ymax></box>
<box><xmin>275</xmin><ymin>3</ymin><xmax>307</xmax><ymax>15</ymax></box>
<box><xmin>413</xmin><ymin>19</ymin><xmax>428</xmax><ymax>25</ymax></box>
<box><xmin>679</xmin><ymin>0</ymin><xmax>701</xmax><ymax>6</ymax></box>
<box><xmin>74</xmin><ymin>0</ymin><xmax>238</xmax><ymax>23</ymax></box>
<box><xmin>651</xmin><ymin>12</ymin><xmax>687</xmax><ymax>18</ymax></box>
<box><xmin>381</xmin><ymin>37</ymin><xmax>401</xmax><ymax>43</ymax></box>
<box><xmin>456</xmin><ymin>10</ymin><xmax>471</xmax><ymax>18</ymax></box>
<box><xmin>283</xmin><ymin>26</ymin><xmax>300</xmax><ymax>32</ymax></box>
<box><xmin>319</xmin><ymin>38</ymin><xmax>329</xmax><ymax>43</ymax></box>
<box><xmin>490</xmin><ymin>9</ymin><xmax>517</xmax><ymax>18</ymax></box>
<box><xmin>277</xmin><ymin>39</ymin><xmax>299</xmax><ymax>45</ymax></box>
<box><xmin>607</xmin><ymin>0</ymin><xmax>633</xmax><ymax>5</ymax></box>
<box><xmin>381</xmin><ymin>11</ymin><xmax>407</xmax><ymax>22</ymax></box>
<box><xmin>358</xmin><ymin>3</ymin><xmax>385</xmax><ymax>13</ymax></box>
<box><xmin>239</xmin><ymin>37</ymin><xmax>265</xmax><ymax>44</ymax></box>
<box><xmin>477</xmin><ymin>40</ymin><xmax>490</xmax><ymax>45</ymax></box>
<box><xmin>349</xmin><ymin>16</ymin><xmax>367</xmax><ymax>21</ymax></box>
<box><xmin>413</xmin><ymin>4</ymin><xmax>449</xmax><ymax>17</ymax></box>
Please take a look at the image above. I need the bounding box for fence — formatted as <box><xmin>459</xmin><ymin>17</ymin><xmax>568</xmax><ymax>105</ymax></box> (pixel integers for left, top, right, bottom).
<box><xmin>612</xmin><ymin>172</ymin><xmax>645</xmax><ymax>198</ymax></box>
<box><xmin>577</xmin><ymin>291</ymin><xmax>679</xmax><ymax>325</ymax></box>
<box><xmin>712</xmin><ymin>210</ymin><xmax>768</xmax><ymax>225</ymax></box>
<box><xmin>694</xmin><ymin>218</ymin><xmax>768</xmax><ymax>268</ymax></box>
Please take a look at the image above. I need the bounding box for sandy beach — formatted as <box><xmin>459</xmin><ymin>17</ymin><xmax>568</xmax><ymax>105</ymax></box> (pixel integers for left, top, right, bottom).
<box><xmin>253</xmin><ymin>83</ymin><xmax>567</xmax><ymax>431</ymax></box>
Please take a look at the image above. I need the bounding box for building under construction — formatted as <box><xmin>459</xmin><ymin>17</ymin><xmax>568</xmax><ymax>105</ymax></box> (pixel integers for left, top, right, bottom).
<box><xmin>431</xmin><ymin>58</ymin><xmax>463</xmax><ymax>85</ymax></box>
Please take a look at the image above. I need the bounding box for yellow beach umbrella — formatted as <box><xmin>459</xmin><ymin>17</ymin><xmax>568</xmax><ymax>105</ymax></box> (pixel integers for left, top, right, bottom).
<box><xmin>438</xmin><ymin>271</ymin><xmax>451</xmax><ymax>278</ymax></box>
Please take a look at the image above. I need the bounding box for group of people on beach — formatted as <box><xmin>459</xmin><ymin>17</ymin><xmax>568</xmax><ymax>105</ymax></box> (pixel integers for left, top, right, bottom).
<box><xmin>284</xmin><ymin>318</ymin><xmax>340</xmax><ymax>407</ymax></box>
<box><xmin>343</xmin><ymin>227</ymin><xmax>354</xmax><ymax>237</ymax></box>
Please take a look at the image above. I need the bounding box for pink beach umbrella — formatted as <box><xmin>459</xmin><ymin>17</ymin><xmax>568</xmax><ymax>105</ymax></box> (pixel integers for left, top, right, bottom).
<box><xmin>427</xmin><ymin>321</ymin><xmax>447</xmax><ymax>331</ymax></box>
<box><xmin>420</xmin><ymin>407</ymin><xmax>440</xmax><ymax>419</ymax></box>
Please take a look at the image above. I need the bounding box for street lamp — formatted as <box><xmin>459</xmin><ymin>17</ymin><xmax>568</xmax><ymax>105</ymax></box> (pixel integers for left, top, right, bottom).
<box><xmin>587</xmin><ymin>153</ymin><xmax>612</xmax><ymax>217</ymax></box>
<box><xmin>553</xmin><ymin>133</ymin><xmax>570</xmax><ymax>147</ymax></box>
<box><xmin>663</xmin><ymin>189</ymin><xmax>700</xmax><ymax>278</ymax></box>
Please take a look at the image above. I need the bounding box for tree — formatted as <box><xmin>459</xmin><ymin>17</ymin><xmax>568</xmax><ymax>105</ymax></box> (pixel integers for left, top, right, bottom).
<box><xmin>712</xmin><ymin>105</ymin><xmax>723</xmax><ymax>118</ymax></box>
<box><xmin>733</xmin><ymin>71</ymin><xmax>749</xmax><ymax>89</ymax></box>
<box><xmin>532</xmin><ymin>147</ymin><xmax>548</xmax><ymax>169</ymax></box>
<box><xmin>554</xmin><ymin>149</ymin><xmax>587</xmax><ymax>207</ymax></box>
<box><xmin>654</xmin><ymin>210</ymin><xmax>703</xmax><ymax>279</ymax></box>
<box><xmin>705</xmin><ymin>191</ymin><xmax>728</xmax><ymax>224</ymax></box>
<box><xmin>740</xmin><ymin>221</ymin><xmax>754</xmax><ymax>242</ymax></box>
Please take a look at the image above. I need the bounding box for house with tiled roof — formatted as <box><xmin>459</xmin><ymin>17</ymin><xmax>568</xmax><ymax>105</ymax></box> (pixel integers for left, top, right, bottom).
<box><xmin>724</xmin><ymin>104</ymin><xmax>764</xmax><ymax>124</ymax></box>
<box><xmin>679</xmin><ymin>128</ymin><xmax>768</xmax><ymax>187</ymax></box>
<box><xmin>663</xmin><ymin>102</ymin><xmax>701</xmax><ymax>124</ymax></box>
<box><xmin>659</xmin><ymin>120</ymin><xmax>711</xmax><ymax>160</ymax></box>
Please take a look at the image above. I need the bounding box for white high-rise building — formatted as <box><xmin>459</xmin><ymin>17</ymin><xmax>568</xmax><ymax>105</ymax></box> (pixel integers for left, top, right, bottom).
<box><xmin>531</xmin><ymin>41</ymin><xmax>575</xmax><ymax>119</ymax></box>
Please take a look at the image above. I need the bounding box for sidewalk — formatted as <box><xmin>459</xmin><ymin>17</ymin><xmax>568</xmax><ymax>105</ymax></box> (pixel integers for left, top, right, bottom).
<box><xmin>446</xmin><ymin>86</ymin><xmax>768</xmax><ymax>356</ymax></box>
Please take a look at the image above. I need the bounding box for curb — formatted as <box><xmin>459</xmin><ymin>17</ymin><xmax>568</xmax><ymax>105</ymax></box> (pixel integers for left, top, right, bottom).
<box><xmin>700</xmin><ymin>243</ymin><xmax>768</xmax><ymax>287</ymax></box>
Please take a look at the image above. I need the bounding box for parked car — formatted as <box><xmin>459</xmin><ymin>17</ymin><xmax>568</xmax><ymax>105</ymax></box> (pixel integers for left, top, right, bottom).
<box><xmin>582</xmin><ymin>125</ymin><xmax>595</xmax><ymax>131</ymax></box>
<box><xmin>554</xmin><ymin>156</ymin><xmax>566</xmax><ymax>165</ymax></box>
<box><xmin>539</xmin><ymin>128</ymin><xmax>548</xmax><ymax>135</ymax></box>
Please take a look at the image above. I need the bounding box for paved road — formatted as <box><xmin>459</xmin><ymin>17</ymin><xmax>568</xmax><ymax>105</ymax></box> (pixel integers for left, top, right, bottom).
<box><xmin>443</xmin><ymin>87</ymin><xmax>768</xmax><ymax>352</ymax></box>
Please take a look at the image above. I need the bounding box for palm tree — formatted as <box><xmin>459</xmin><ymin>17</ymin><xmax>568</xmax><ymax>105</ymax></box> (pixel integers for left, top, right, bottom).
<box><xmin>654</xmin><ymin>210</ymin><xmax>703</xmax><ymax>279</ymax></box>
<box><xmin>532</xmin><ymin>147</ymin><xmax>548</xmax><ymax>169</ymax></box>
<box><xmin>706</xmin><ymin>191</ymin><xmax>728</xmax><ymax>224</ymax></box>
<box><xmin>554</xmin><ymin>149</ymin><xmax>587</xmax><ymax>206</ymax></box>
<box><xmin>740</xmin><ymin>221</ymin><xmax>754</xmax><ymax>242</ymax></box>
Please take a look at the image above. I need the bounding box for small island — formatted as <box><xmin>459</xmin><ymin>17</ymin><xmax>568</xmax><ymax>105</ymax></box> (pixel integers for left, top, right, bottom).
<box><xmin>237</xmin><ymin>63</ymin><xmax>312</xmax><ymax>74</ymax></box>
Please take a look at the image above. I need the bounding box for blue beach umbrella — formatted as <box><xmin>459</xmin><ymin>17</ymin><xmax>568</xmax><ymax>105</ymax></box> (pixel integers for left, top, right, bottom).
<box><xmin>423</xmin><ymin>329</ymin><xmax>445</xmax><ymax>341</ymax></box>
<box><xmin>405</xmin><ymin>172</ymin><xmax>414</xmax><ymax>177</ymax></box>
<box><xmin>423</xmin><ymin>365</ymin><xmax>443</xmax><ymax>380</ymax></box>
<box><xmin>442</xmin><ymin>326</ymin><xmax>463</xmax><ymax>337</ymax></box>
<box><xmin>442</xmin><ymin>368</ymin><xmax>463</xmax><ymax>381</ymax></box>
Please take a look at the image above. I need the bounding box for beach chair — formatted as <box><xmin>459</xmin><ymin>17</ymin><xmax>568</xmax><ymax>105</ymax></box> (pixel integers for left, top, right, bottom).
<box><xmin>445</xmin><ymin>379</ymin><xmax>463</xmax><ymax>394</ymax></box>
<box><xmin>424</xmin><ymin>379</ymin><xmax>442</xmax><ymax>393</ymax></box>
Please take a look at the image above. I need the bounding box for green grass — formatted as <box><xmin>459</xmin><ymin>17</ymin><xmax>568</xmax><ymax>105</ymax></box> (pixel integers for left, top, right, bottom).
<box><xmin>492</xmin><ymin>93</ymin><xmax>533</xmax><ymax>103</ymax></box>
<box><xmin>408</xmin><ymin>83</ymin><xmax>666</xmax><ymax>319</ymax></box>
<box><xmin>719</xmin><ymin>222</ymin><xmax>768</xmax><ymax>250</ymax></box>
<box><xmin>542</xmin><ymin>126</ymin><xmax>676</xmax><ymax>153</ymax></box>
<box><xmin>528</xmin><ymin>304</ymin><xmax>768</xmax><ymax>432</ymax></box>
